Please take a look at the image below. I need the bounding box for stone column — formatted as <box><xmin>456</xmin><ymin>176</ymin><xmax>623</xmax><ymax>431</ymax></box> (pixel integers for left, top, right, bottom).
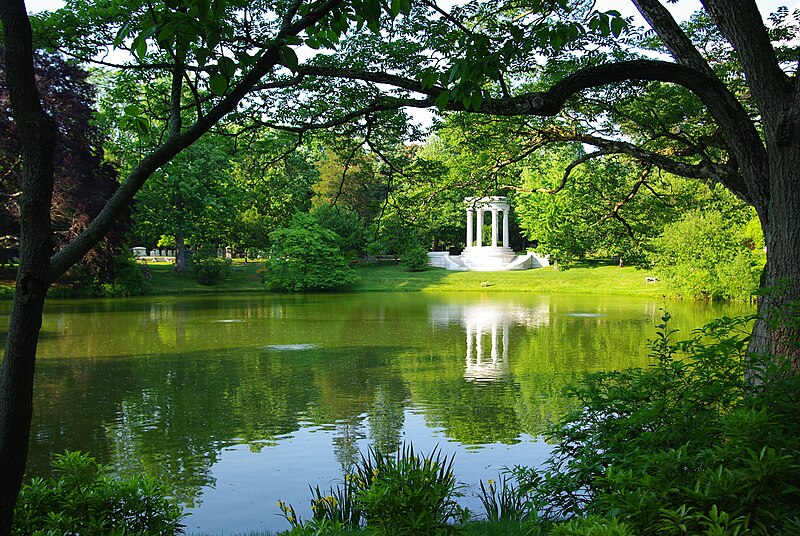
<box><xmin>466</xmin><ymin>208</ymin><xmax>473</xmax><ymax>248</ymax></box>
<box><xmin>491</xmin><ymin>208</ymin><xmax>498</xmax><ymax>247</ymax></box>
<box><xmin>491</xmin><ymin>320</ymin><xmax>498</xmax><ymax>362</ymax></box>
<box><xmin>476</xmin><ymin>208</ymin><xmax>483</xmax><ymax>247</ymax></box>
<box><xmin>503</xmin><ymin>322</ymin><xmax>509</xmax><ymax>361</ymax></box>
<box><xmin>503</xmin><ymin>208</ymin><xmax>510</xmax><ymax>249</ymax></box>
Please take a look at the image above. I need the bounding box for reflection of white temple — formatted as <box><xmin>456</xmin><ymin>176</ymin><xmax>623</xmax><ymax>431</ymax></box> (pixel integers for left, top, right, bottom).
<box><xmin>464</xmin><ymin>305</ymin><xmax>511</xmax><ymax>383</ymax></box>
<box><xmin>428</xmin><ymin>196</ymin><xmax>550</xmax><ymax>271</ymax></box>
<box><xmin>429</xmin><ymin>299</ymin><xmax>550</xmax><ymax>383</ymax></box>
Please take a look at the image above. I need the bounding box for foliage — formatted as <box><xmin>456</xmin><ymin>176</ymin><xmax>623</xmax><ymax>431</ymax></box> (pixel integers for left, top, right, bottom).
<box><xmin>53</xmin><ymin>251</ymin><xmax>150</xmax><ymax>298</ymax></box>
<box><xmin>400</xmin><ymin>243</ymin><xmax>429</xmax><ymax>272</ymax></box>
<box><xmin>191</xmin><ymin>246</ymin><xmax>230</xmax><ymax>286</ymax></box>
<box><xmin>313</xmin><ymin>148</ymin><xmax>387</xmax><ymax>222</ymax></box>
<box><xmin>650</xmin><ymin>208</ymin><xmax>765</xmax><ymax>301</ymax></box>
<box><xmin>356</xmin><ymin>444</ymin><xmax>468</xmax><ymax>534</ymax></box>
<box><xmin>311</xmin><ymin>204</ymin><xmax>368</xmax><ymax>259</ymax></box>
<box><xmin>99</xmin><ymin>252</ymin><xmax>151</xmax><ymax>297</ymax></box>
<box><xmin>279</xmin><ymin>444</ymin><xmax>468</xmax><ymax>535</ymax></box>
<box><xmin>13</xmin><ymin>450</ymin><xmax>185</xmax><ymax>535</ymax></box>
<box><xmin>0</xmin><ymin>51</ymin><xmax>126</xmax><ymax>276</ymax></box>
<box><xmin>266</xmin><ymin>214</ymin><xmax>358</xmax><ymax>292</ymax></box>
<box><xmin>516</xmin><ymin>311</ymin><xmax>800</xmax><ymax>534</ymax></box>
<box><xmin>478</xmin><ymin>473</ymin><xmax>538</xmax><ymax>524</ymax></box>
<box><xmin>131</xmin><ymin>135</ymin><xmax>238</xmax><ymax>251</ymax></box>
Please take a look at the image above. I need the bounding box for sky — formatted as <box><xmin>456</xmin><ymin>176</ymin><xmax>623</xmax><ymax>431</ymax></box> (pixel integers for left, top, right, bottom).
<box><xmin>24</xmin><ymin>0</ymin><xmax>800</xmax><ymax>18</ymax></box>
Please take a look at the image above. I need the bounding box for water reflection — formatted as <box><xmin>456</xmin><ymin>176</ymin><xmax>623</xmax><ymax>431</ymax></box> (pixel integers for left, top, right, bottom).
<box><xmin>458</xmin><ymin>300</ymin><xmax>550</xmax><ymax>383</ymax></box>
<box><xmin>3</xmin><ymin>292</ymin><xmax>751</xmax><ymax>534</ymax></box>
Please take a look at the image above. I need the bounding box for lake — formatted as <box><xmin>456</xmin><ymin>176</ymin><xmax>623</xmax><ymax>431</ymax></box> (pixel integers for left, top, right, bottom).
<box><xmin>5</xmin><ymin>292</ymin><xmax>750</xmax><ymax>534</ymax></box>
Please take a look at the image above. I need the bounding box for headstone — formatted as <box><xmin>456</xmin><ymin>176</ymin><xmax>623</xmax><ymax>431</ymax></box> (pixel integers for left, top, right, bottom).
<box><xmin>225</xmin><ymin>246</ymin><xmax>232</xmax><ymax>260</ymax></box>
<box><xmin>132</xmin><ymin>247</ymin><xmax>146</xmax><ymax>257</ymax></box>
<box><xmin>150</xmin><ymin>250</ymin><xmax>158</xmax><ymax>257</ymax></box>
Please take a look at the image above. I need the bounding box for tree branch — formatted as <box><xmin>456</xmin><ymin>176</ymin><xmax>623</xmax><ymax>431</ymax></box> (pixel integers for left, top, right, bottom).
<box><xmin>48</xmin><ymin>0</ymin><xmax>349</xmax><ymax>280</ymax></box>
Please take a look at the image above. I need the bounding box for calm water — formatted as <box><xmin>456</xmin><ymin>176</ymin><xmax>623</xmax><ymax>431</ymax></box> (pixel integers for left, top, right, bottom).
<box><xmin>3</xmin><ymin>292</ymin><xmax>750</xmax><ymax>534</ymax></box>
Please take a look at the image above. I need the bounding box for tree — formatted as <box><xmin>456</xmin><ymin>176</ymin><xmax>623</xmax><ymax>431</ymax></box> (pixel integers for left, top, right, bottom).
<box><xmin>285</xmin><ymin>0</ymin><xmax>799</xmax><ymax>363</ymax></box>
<box><xmin>266</xmin><ymin>213</ymin><xmax>358</xmax><ymax>291</ymax></box>
<box><xmin>651</xmin><ymin>208</ymin><xmax>765</xmax><ymax>301</ymax></box>
<box><xmin>131</xmin><ymin>134</ymin><xmax>238</xmax><ymax>271</ymax></box>
<box><xmin>0</xmin><ymin>52</ymin><xmax>126</xmax><ymax>281</ymax></box>
<box><xmin>0</xmin><ymin>0</ymin><xmax>400</xmax><ymax>531</ymax></box>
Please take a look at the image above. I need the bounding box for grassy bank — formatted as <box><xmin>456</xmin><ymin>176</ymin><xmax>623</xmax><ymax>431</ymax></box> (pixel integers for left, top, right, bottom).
<box><xmin>0</xmin><ymin>259</ymin><xmax>666</xmax><ymax>299</ymax></box>
<box><xmin>141</xmin><ymin>259</ymin><xmax>665</xmax><ymax>298</ymax></box>
<box><xmin>349</xmin><ymin>260</ymin><xmax>665</xmax><ymax>297</ymax></box>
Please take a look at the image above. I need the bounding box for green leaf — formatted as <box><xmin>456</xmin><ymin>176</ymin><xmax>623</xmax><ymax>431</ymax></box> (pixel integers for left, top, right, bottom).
<box><xmin>390</xmin><ymin>0</ymin><xmax>403</xmax><ymax>17</ymax></box>
<box><xmin>611</xmin><ymin>16</ymin><xmax>626</xmax><ymax>38</ymax></box>
<box><xmin>435</xmin><ymin>90</ymin><xmax>450</xmax><ymax>110</ymax></box>
<box><xmin>132</xmin><ymin>34</ymin><xmax>147</xmax><ymax>59</ymax></box>
<box><xmin>420</xmin><ymin>70</ymin><xmax>438</xmax><ymax>90</ymax></box>
<box><xmin>113</xmin><ymin>21</ymin><xmax>134</xmax><ymax>47</ymax></box>
<box><xmin>209</xmin><ymin>72</ymin><xmax>228</xmax><ymax>95</ymax></box>
<box><xmin>280</xmin><ymin>46</ymin><xmax>299</xmax><ymax>72</ymax></box>
<box><xmin>124</xmin><ymin>104</ymin><xmax>140</xmax><ymax>116</ymax></box>
<box><xmin>218</xmin><ymin>56</ymin><xmax>236</xmax><ymax>79</ymax></box>
<box><xmin>470</xmin><ymin>91</ymin><xmax>483</xmax><ymax>111</ymax></box>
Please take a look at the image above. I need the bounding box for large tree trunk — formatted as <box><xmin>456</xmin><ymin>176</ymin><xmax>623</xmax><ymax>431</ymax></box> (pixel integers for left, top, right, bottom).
<box><xmin>175</xmin><ymin>227</ymin><xmax>187</xmax><ymax>273</ymax></box>
<box><xmin>0</xmin><ymin>283</ymin><xmax>50</xmax><ymax>534</ymax></box>
<box><xmin>748</xmin><ymin>115</ymin><xmax>800</xmax><ymax>367</ymax></box>
<box><xmin>0</xmin><ymin>3</ymin><xmax>57</xmax><ymax>533</ymax></box>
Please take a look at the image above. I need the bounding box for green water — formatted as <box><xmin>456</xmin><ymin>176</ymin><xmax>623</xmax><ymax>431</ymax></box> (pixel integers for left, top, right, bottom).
<box><xmin>4</xmin><ymin>292</ymin><xmax>750</xmax><ymax>533</ymax></box>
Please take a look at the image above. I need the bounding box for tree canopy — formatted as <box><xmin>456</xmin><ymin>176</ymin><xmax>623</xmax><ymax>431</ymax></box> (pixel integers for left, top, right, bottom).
<box><xmin>3</xmin><ymin>0</ymin><xmax>800</xmax><ymax>533</ymax></box>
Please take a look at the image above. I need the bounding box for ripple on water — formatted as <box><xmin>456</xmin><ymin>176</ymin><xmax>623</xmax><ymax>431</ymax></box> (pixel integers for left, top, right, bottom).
<box><xmin>262</xmin><ymin>343</ymin><xmax>317</xmax><ymax>351</ymax></box>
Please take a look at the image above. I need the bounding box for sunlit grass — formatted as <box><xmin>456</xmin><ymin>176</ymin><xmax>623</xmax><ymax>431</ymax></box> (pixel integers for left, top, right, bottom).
<box><xmin>0</xmin><ymin>258</ymin><xmax>666</xmax><ymax>299</ymax></box>
<box><xmin>350</xmin><ymin>260</ymin><xmax>666</xmax><ymax>298</ymax></box>
<box><xmin>146</xmin><ymin>261</ymin><xmax>265</xmax><ymax>294</ymax></box>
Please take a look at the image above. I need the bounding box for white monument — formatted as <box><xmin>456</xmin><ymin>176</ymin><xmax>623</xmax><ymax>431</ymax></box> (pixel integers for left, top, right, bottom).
<box><xmin>427</xmin><ymin>196</ymin><xmax>549</xmax><ymax>271</ymax></box>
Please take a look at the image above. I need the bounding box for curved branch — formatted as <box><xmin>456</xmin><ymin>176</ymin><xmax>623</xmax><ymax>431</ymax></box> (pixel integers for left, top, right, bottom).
<box><xmin>48</xmin><ymin>0</ymin><xmax>349</xmax><ymax>281</ymax></box>
<box><xmin>536</xmin><ymin>150</ymin><xmax>615</xmax><ymax>194</ymax></box>
<box><xmin>302</xmin><ymin>58</ymin><xmax>767</xmax><ymax>206</ymax></box>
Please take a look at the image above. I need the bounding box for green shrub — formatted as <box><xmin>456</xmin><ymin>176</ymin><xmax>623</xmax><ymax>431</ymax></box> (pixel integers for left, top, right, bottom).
<box><xmin>191</xmin><ymin>246</ymin><xmax>229</xmax><ymax>285</ymax></box>
<box><xmin>13</xmin><ymin>451</ymin><xmax>185</xmax><ymax>535</ymax></box>
<box><xmin>517</xmin><ymin>311</ymin><xmax>800</xmax><ymax>535</ymax></box>
<box><xmin>356</xmin><ymin>444</ymin><xmax>467</xmax><ymax>534</ymax></box>
<box><xmin>266</xmin><ymin>214</ymin><xmax>357</xmax><ymax>291</ymax></box>
<box><xmin>100</xmin><ymin>252</ymin><xmax>150</xmax><ymax>297</ymax></box>
<box><xmin>650</xmin><ymin>210</ymin><xmax>764</xmax><ymax>300</ymax></box>
<box><xmin>311</xmin><ymin>204</ymin><xmax>368</xmax><ymax>259</ymax></box>
<box><xmin>400</xmin><ymin>244</ymin><xmax>430</xmax><ymax>272</ymax></box>
<box><xmin>279</xmin><ymin>444</ymin><xmax>468</xmax><ymax>535</ymax></box>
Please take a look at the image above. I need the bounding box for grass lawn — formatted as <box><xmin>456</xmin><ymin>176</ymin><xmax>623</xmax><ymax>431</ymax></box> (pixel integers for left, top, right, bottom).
<box><xmin>349</xmin><ymin>259</ymin><xmax>666</xmax><ymax>298</ymax></box>
<box><xmin>144</xmin><ymin>261</ymin><xmax>266</xmax><ymax>294</ymax></box>
<box><xmin>0</xmin><ymin>259</ymin><xmax>667</xmax><ymax>299</ymax></box>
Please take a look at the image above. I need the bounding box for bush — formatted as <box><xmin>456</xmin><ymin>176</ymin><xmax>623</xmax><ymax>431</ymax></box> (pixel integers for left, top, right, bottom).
<box><xmin>100</xmin><ymin>252</ymin><xmax>150</xmax><ymax>297</ymax></box>
<box><xmin>311</xmin><ymin>204</ymin><xmax>368</xmax><ymax>259</ymax></box>
<box><xmin>14</xmin><ymin>451</ymin><xmax>185</xmax><ymax>535</ymax></box>
<box><xmin>650</xmin><ymin>210</ymin><xmax>765</xmax><ymax>300</ymax></box>
<box><xmin>516</xmin><ymin>312</ymin><xmax>800</xmax><ymax>535</ymax></box>
<box><xmin>279</xmin><ymin>444</ymin><xmax>468</xmax><ymax>535</ymax></box>
<box><xmin>400</xmin><ymin>244</ymin><xmax>430</xmax><ymax>272</ymax></box>
<box><xmin>266</xmin><ymin>214</ymin><xmax>357</xmax><ymax>291</ymax></box>
<box><xmin>191</xmin><ymin>246</ymin><xmax>229</xmax><ymax>285</ymax></box>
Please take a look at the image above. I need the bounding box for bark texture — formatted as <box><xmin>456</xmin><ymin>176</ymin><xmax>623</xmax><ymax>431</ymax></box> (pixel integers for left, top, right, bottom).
<box><xmin>0</xmin><ymin>1</ymin><xmax>57</xmax><ymax>533</ymax></box>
